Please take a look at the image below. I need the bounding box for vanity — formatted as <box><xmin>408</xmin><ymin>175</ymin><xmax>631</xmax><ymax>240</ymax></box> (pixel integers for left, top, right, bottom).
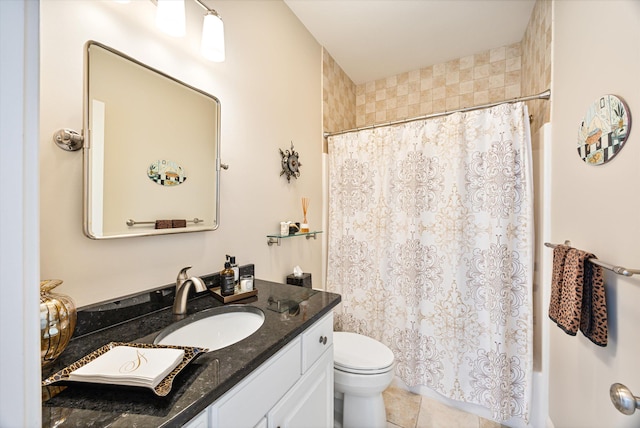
<box><xmin>41</xmin><ymin>275</ymin><xmax>340</xmax><ymax>427</ymax></box>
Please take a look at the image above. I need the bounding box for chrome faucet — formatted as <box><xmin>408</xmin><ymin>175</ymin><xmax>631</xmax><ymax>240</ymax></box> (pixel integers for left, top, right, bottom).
<box><xmin>173</xmin><ymin>266</ymin><xmax>207</xmax><ymax>317</ymax></box>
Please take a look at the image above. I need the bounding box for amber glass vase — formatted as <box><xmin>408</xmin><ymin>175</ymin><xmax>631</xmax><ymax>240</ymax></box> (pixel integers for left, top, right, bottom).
<box><xmin>40</xmin><ymin>279</ymin><xmax>76</xmax><ymax>367</ymax></box>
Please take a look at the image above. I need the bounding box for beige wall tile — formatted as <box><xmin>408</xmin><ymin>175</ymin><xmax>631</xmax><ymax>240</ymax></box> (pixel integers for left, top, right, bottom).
<box><xmin>408</xmin><ymin>91</ymin><xmax>420</xmax><ymax>105</ymax></box>
<box><xmin>460</xmin><ymin>54</ymin><xmax>474</xmax><ymax>70</ymax></box>
<box><xmin>420</xmin><ymin>66</ymin><xmax>433</xmax><ymax>79</ymax></box>
<box><xmin>396</xmin><ymin>105</ymin><xmax>408</xmax><ymax>119</ymax></box>
<box><xmin>489</xmin><ymin>74</ymin><xmax>505</xmax><ymax>89</ymax></box>
<box><xmin>474</xmin><ymin>51</ymin><xmax>489</xmax><ymax>66</ymax></box>
<box><xmin>506</xmin><ymin>57</ymin><xmax>522</xmax><ymax>72</ymax></box>
<box><xmin>432</xmin><ymin>86</ymin><xmax>446</xmax><ymax>100</ymax></box>
<box><xmin>433</xmin><ymin>74</ymin><xmax>446</xmax><ymax>88</ymax></box>
<box><xmin>420</xmin><ymin>101</ymin><xmax>433</xmax><ymax>115</ymax></box>
<box><xmin>460</xmin><ymin>68</ymin><xmax>473</xmax><ymax>82</ymax></box>
<box><xmin>446</xmin><ymin>84</ymin><xmax>460</xmax><ymax>97</ymax></box>
<box><xmin>446</xmin><ymin>70</ymin><xmax>460</xmax><ymax>85</ymax></box>
<box><xmin>474</xmin><ymin>78</ymin><xmax>489</xmax><ymax>92</ymax></box>
<box><xmin>474</xmin><ymin>91</ymin><xmax>489</xmax><ymax>105</ymax></box>
<box><xmin>490</xmin><ymin>46</ymin><xmax>506</xmax><ymax>62</ymax></box>
<box><xmin>460</xmin><ymin>80</ymin><xmax>474</xmax><ymax>95</ymax></box>
<box><xmin>474</xmin><ymin>64</ymin><xmax>490</xmax><ymax>79</ymax></box>
<box><xmin>460</xmin><ymin>93</ymin><xmax>474</xmax><ymax>108</ymax></box>
<box><xmin>446</xmin><ymin>96</ymin><xmax>460</xmax><ymax>110</ymax></box>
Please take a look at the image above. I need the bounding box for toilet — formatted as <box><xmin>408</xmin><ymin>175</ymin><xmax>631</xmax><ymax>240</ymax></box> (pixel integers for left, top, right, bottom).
<box><xmin>333</xmin><ymin>332</ymin><xmax>395</xmax><ymax>428</ymax></box>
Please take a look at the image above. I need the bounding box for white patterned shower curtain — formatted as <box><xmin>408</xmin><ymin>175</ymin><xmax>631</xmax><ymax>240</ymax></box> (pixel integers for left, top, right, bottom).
<box><xmin>327</xmin><ymin>102</ymin><xmax>533</xmax><ymax>423</ymax></box>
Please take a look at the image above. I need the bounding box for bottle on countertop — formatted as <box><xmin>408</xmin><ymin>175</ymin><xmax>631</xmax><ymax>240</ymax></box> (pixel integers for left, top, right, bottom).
<box><xmin>220</xmin><ymin>261</ymin><xmax>235</xmax><ymax>296</ymax></box>
<box><xmin>227</xmin><ymin>255</ymin><xmax>239</xmax><ymax>285</ymax></box>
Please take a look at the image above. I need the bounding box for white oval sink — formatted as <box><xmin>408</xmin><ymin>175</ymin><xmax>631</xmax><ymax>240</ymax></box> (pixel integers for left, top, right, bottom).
<box><xmin>154</xmin><ymin>306</ymin><xmax>264</xmax><ymax>351</ymax></box>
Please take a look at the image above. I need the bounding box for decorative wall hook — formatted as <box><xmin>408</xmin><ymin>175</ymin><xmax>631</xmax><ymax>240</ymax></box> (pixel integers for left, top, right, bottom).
<box><xmin>53</xmin><ymin>129</ymin><xmax>84</xmax><ymax>151</ymax></box>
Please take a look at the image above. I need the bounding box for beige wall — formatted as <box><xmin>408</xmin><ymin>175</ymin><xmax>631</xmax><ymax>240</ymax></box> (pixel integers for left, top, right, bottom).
<box><xmin>40</xmin><ymin>0</ymin><xmax>323</xmax><ymax>307</ymax></box>
<box><xmin>549</xmin><ymin>1</ymin><xmax>640</xmax><ymax>426</ymax></box>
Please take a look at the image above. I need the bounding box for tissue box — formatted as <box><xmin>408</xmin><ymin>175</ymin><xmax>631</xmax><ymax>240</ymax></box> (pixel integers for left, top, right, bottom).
<box><xmin>286</xmin><ymin>273</ymin><xmax>312</xmax><ymax>288</ymax></box>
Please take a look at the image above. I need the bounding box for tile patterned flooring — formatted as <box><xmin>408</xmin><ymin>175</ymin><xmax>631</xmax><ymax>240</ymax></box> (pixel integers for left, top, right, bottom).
<box><xmin>383</xmin><ymin>386</ymin><xmax>505</xmax><ymax>428</ymax></box>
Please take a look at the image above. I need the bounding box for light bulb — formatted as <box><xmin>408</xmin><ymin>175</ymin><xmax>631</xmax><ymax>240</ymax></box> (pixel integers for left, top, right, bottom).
<box><xmin>156</xmin><ymin>0</ymin><xmax>186</xmax><ymax>38</ymax></box>
<box><xmin>201</xmin><ymin>12</ymin><xmax>225</xmax><ymax>62</ymax></box>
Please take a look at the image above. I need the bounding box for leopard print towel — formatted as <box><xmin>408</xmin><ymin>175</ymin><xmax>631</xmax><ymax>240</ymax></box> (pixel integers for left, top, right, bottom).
<box><xmin>549</xmin><ymin>247</ymin><xmax>607</xmax><ymax>347</ymax></box>
<box><xmin>548</xmin><ymin>244</ymin><xmax>571</xmax><ymax>324</ymax></box>
<box><xmin>579</xmin><ymin>255</ymin><xmax>607</xmax><ymax>347</ymax></box>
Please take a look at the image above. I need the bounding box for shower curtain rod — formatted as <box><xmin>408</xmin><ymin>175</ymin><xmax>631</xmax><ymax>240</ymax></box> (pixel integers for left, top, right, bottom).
<box><xmin>323</xmin><ymin>89</ymin><xmax>550</xmax><ymax>139</ymax></box>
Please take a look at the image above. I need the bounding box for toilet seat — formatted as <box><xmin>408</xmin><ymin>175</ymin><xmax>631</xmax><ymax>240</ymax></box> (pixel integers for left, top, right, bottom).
<box><xmin>334</xmin><ymin>332</ymin><xmax>394</xmax><ymax>374</ymax></box>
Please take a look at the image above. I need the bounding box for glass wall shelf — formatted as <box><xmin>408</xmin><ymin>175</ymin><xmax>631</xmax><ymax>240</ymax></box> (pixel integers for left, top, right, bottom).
<box><xmin>266</xmin><ymin>231</ymin><xmax>322</xmax><ymax>246</ymax></box>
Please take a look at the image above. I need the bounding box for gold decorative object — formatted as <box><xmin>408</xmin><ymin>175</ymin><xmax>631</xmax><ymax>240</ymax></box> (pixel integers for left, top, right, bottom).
<box><xmin>40</xmin><ymin>279</ymin><xmax>77</xmax><ymax>367</ymax></box>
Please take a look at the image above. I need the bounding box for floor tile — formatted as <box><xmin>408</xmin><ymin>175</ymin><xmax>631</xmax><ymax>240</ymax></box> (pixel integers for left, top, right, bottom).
<box><xmin>383</xmin><ymin>386</ymin><xmax>422</xmax><ymax>428</ymax></box>
<box><xmin>479</xmin><ymin>416</ymin><xmax>504</xmax><ymax>428</ymax></box>
<box><xmin>415</xmin><ymin>396</ymin><xmax>480</xmax><ymax>428</ymax></box>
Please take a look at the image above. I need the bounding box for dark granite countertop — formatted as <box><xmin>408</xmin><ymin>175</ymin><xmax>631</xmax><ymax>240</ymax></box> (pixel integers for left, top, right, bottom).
<box><xmin>41</xmin><ymin>277</ymin><xmax>341</xmax><ymax>427</ymax></box>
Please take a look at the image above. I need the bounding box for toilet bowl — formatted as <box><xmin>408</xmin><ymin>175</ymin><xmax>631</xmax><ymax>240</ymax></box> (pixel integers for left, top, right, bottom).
<box><xmin>333</xmin><ymin>332</ymin><xmax>395</xmax><ymax>428</ymax></box>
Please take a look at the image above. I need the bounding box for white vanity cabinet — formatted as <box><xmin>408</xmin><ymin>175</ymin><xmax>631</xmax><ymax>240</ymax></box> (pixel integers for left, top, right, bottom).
<box><xmin>200</xmin><ymin>312</ymin><xmax>334</xmax><ymax>428</ymax></box>
<box><xmin>267</xmin><ymin>349</ymin><xmax>333</xmax><ymax>427</ymax></box>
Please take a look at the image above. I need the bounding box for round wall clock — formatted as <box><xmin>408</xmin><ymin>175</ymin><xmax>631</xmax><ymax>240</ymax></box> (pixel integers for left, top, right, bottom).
<box><xmin>279</xmin><ymin>142</ymin><xmax>301</xmax><ymax>182</ymax></box>
<box><xmin>577</xmin><ymin>94</ymin><xmax>631</xmax><ymax>165</ymax></box>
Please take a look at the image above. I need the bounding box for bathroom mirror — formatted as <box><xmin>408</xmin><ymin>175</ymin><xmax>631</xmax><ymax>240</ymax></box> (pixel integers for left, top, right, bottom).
<box><xmin>83</xmin><ymin>41</ymin><xmax>220</xmax><ymax>239</ymax></box>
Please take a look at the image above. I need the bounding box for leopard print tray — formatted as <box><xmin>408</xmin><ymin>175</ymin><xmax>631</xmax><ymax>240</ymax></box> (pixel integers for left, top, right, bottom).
<box><xmin>41</xmin><ymin>342</ymin><xmax>208</xmax><ymax>396</ymax></box>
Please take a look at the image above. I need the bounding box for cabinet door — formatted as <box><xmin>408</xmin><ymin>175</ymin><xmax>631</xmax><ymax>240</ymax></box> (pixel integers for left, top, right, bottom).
<box><xmin>301</xmin><ymin>312</ymin><xmax>333</xmax><ymax>372</ymax></box>
<box><xmin>269</xmin><ymin>347</ymin><xmax>334</xmax><ymax>428</ymax></box>
<box><xmin>210</xmin><ymin>339</ymin><xmax>302</xmax><ymax>428</ymax></box>
<box><xmin>182</xmin><ymin>409</ymin><xmax>208</xmax><ymax>428</ymax></box>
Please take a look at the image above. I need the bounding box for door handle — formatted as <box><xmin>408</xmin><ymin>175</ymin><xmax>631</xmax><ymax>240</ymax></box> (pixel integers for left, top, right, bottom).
<box><xmin>610</xmin><ymin>383</ymin><xmax>640</xmax><ymax>415</ymax></box>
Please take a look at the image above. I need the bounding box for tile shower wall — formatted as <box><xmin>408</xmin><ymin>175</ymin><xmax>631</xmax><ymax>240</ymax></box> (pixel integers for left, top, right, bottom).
<box><xmin>354</xmin><ymin>42</ymin><xmax>522</xmax><ymax>128</ymax></box>
<box><xmin>522</xmin><ymin>0</ymin><xmax>552</xmax><ymax>134</ymax></box>
<box><xmin>322</xmin><ymin>48</ymin><xmax>356</xmax><ymax>136</ymax></box>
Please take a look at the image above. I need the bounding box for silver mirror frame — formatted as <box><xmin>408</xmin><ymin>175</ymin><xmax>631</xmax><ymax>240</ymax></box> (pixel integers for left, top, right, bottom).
<box><xmin>82</xmin><ymin>41</ymin><xmax>221</xmax><ymax>239</ymax></box>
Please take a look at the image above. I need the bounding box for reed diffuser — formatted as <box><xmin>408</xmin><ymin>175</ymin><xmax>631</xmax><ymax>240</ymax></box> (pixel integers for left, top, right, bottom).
<box><xmin>300</xmin><ymin>197</ymin><xmax>310</xmax><ymax>233</ymax></box>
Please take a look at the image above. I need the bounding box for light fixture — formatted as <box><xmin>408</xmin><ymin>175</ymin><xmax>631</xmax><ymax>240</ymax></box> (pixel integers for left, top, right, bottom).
<box><xmin>156</xmin><ymin>0</ymin><xmax>186</xmax><ymax>38</ymax></box>
<box><xmin>150</xmin><ymin>0</ymin><xmax>225</xmax><ymax>62</ymax></box>
<box><xmin>200</xmin><ymin>10</ymin><xmax>225</xmax><ymax>62</ymax></box>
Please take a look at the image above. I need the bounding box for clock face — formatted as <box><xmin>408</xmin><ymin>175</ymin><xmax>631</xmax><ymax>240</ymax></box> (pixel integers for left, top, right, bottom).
<box><xmin>280</xmin><ymin>143</ymin><xmax>301</xmax><ymax>182</ymax></box>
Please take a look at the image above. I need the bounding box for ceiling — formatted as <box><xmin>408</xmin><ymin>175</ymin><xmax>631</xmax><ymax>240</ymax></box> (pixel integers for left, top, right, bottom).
<box><xmin>284</xmin><ymin>0</ymin><xmax>536</xmax><ymax>85</ymax></box>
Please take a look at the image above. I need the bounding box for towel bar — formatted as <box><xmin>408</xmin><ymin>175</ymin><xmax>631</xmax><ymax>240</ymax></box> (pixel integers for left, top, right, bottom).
<box><xmin>544</xmin><ymin>241</ymin><xmax>640</xmax><ymax>277</ymax></box>
<box><xmin>126</xmin><ymin>218</ymin><xmax>204</xmax><ymax>227</ymax></box>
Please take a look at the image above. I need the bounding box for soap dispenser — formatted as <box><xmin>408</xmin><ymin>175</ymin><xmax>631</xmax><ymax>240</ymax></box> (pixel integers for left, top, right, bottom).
<box><xmin>227</xmin><ymin>255</ymin><xmax>239</xmax><ymax>286</ymax></box>
<box><xmin>220</xmin><ymin>261</ymin><xmax>235</xmax><ymax>296</ymax></box>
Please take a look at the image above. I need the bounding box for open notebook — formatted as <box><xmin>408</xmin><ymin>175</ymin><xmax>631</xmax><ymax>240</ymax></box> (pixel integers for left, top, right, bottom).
<box><xmin>68</xmin><ymin>345</ymin><xmax>185</xmax><ymax>389</ymax></box>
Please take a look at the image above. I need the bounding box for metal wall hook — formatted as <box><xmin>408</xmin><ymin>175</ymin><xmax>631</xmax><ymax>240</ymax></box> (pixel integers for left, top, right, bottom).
<box><xmin>610</xmin><ymin>383</ymin><xmax>640</xmax><ymax>415</ymax></box>
<box><xmin>220</xmin><ymin>163</ymin><xmax>229</xmax><ymax>170</ymax></box>
<box><xmin>53</xmin><ymin>129</ymin><xmax>83</xmax><ymax>151</ymax></box>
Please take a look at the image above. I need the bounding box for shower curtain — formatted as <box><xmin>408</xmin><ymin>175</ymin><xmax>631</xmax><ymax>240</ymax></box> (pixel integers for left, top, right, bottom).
<box><xmin>327</xmin><ymin>102</ymin><xmax>533</xmax><ymax>423</ymax></box>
